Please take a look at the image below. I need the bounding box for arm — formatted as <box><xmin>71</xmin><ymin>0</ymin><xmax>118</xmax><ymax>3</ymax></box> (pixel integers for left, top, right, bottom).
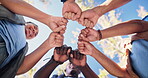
<box><xmin>34</xmin><ymin>45</ymin><xmax>71</xmax><ymax>78</ymax></box>
<box><xmin>78</xmin><ymin>0</ymin><xmax>131</xmax><ymax>28</ymax></box>
<box><xmin>70</xmin><ymin>50</ymin><xmax>98</xmax><ymax>78</ymax></box>
<box><xmin>0</xmin><ymin>0</ymin><xmax>68</xmax><ymax>33</ymax></box>
<box><xmin>78</xmin><ymin>41</ymin><xmax>130</xmax><ymax>78</ymax></box>
<box><xmin>17</xmin><ymin>32</ymin><xmax>64</xmax><ymax>74</ymax></box>
<box><xmin>101</xmin><ymin>20</ymin><xmax>148</xmax><ymax>39</ymax></box>
<box><xmin>79</xmin><ymin>20</ymin><xmax>148</xmax><ymax>42</ymax></box>
<box><xmin>34</xmin><ymin>57</ymin><xmax>60</xmax><ymax>78</ymax></box>
<box><xmin>93</xmin><ymin>0</ymin><xmax>131</xmax><ymax>17</ymax></box>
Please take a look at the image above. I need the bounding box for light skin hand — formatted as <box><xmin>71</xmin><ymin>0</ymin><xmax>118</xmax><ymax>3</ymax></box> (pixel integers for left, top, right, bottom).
<box><xmin>47</xmin><ymin>32</ymin><xmax>64</xmax><ymax>48</ymax></box>
<box><xmin>79</xmin><ymin>28</ymin><xmax>101</xmax><ymax>42</ymax></box>
<box><xmin>78</xmin><ymin>41</ymin><xmax>97</xmax><ymax>56</ymax></box>
<box><xmin>70</xmin><ymin>50</ymin><xmax>86</xmax><ymax>67</ymax></box>
<box><xmin>62</xmin><ymin>0</ymin><xmax>82</xmax><ymax>21</ymax></box>
<box><xmin>78</xmin><ymin>9</ymin><xmax>99</xmax><ymax>28</ymax></box>
<box><xmin>46</xmin><ymin>16</ymin><xmax>68</xmax><ymax>34</ymax></box>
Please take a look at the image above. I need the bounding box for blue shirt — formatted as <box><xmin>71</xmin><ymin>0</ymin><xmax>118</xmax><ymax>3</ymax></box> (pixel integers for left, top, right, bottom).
<box><xmin>0</xmin><ymin>20</ymin><xmax>26</xmax><ymax>68</ymax></box>
<box><xmin>130</xmin><ymin>39</ymin><xmax>148</xmax><ymax>77</ymax></box>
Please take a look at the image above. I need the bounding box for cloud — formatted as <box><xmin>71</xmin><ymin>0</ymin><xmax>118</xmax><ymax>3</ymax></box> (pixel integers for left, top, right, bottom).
<box><xmin>71</xmin><ymin>39</ymin><xmax>77</xmax><ymax>44</ymax></box>
<box><xmin>71</xmin><ymin>30</ymin><xmax>79</xmax><ymax>38</ymax></box>
<box><xmin>137</xmin><ymin>6</ymin><xmax>148</xmax><ymax>18</ymax></box>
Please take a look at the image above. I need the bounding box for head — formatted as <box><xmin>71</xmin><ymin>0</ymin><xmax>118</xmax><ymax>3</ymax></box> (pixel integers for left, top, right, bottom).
<box><xmin>25</xmin><ymin>22</ymin><xmax>39</xmax><ymax>39</ymax></box>
<box><xmin>65</xmin><ymin>62</ymin><xmax>80</xmax><ymax>77</ymax></box>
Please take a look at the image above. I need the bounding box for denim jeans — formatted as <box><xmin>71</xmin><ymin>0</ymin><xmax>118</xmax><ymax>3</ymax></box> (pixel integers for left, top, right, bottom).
<box><xmin>0</xmin><ymin>35</ymin><xmax>8</xmax><ymax>65</ymax></box>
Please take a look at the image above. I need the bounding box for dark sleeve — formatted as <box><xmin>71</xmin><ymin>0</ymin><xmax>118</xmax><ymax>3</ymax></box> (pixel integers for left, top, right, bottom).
<box><xmin>51</xmin><ymin>74</ymin><xmax>58</xmax><ymax>78</ymax></box>
<box><xmin>61</xmin><ymin>0</ymin><xmax>67</xmax><ymax>3</ymax></box>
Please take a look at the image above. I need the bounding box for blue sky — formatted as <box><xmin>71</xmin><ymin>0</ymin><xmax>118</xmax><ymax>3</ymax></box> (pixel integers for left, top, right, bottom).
<box><xmin>18</xmin><ymin>0</ymin><xmax>148</xmax><ymax>78</ymax></box>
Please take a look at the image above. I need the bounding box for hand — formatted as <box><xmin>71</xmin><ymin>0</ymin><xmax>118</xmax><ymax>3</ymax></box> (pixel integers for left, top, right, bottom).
<box><xmin>78</xmin><ymin>41</ymin><xmax>97</xmax><ymax>56</ymax></box>
<box><xmin>79</xmin><ymin>28</ymin><xmax>102</xmax><ymax>42</ymax></box>
<box><xmin>46</xmin><ymin>16</ymin><xmax>68</xmax><ymax>34</ymax></box>
<box><xmin>47</xmin><ymin>32</ymin><xmax>64</xmax><ymax>48</ymax></box>
<box><xmin>53</xmin><ymin>45</ymin><xmax>72</xmax><ymax>63</ymax></box>
<box><xmin>126</xmin><ymin>49</ymin><xmax>139</xmax><ymax>78</ymax></box>
<box><xmin>70</xmin><ymin>49</ymin><xmax>86</xmax><ymax>67</ymax></box>
<box><xmin>78</xmin><ymin>9</ymin><xmax>99</xmax><ymax>28</ymax></box>
<box><xmin>62</xmin><ymin>0</ymin><xmax>81</xmax><ymax>21</ymax></box>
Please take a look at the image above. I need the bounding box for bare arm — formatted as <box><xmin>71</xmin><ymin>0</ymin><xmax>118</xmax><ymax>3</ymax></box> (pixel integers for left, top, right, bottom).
<box><xmin>34</xmin><ymin>45</ymin><xmax>71</xmax><ymax>78</ymax></box>
<box><xmin>0</xmin><ymin>0</ymin><xmax>50</xmax><ymax>25</ymax></box>
<box><xmin>17</xmin><ymin>32</ymin><xmax>64</xmax><ymax>74</ymax></box>
<box><xmin>93</xmin><ymin>0</ymin><xmax>131</xmax><ymax>16</ymax></box>
<box><xmin>101</xmin><ymin>20</ymin><xmax>148</xmax><ymax>39</ymax></box>
<box><xmin>33</xmin><ymin>57</ymin><xmax>60</xmax><ymax>78</ymax></box>
<box><xmin>0</xmin><ymin>0</ymin><xmax>68</xmax><ymax>32</ymax></box>
<box><xmin>78</xmin><ymin>41</ymin><xmax>130</xmax><ymax>78</ymax></box>
<box><xmin>70</xmin><ymin>50</ymin><xmax>99</xmax><ymax>78</ymax></box>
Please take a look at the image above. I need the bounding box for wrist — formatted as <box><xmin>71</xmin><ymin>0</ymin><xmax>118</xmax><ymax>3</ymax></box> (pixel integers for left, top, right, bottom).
<box><xmin>92</xmin><ymin>6</ymin><xmax>105</xmax><ymax>17</ymax></box>
<box><xmin>51</xmin><ymin>55</ymin><xmax>64</xmax><ymax>65</ymax></box>
<box><xmin>91</xmin><ymin>48</ymin><xmax>98</xmax><ymax>57</ymax></box>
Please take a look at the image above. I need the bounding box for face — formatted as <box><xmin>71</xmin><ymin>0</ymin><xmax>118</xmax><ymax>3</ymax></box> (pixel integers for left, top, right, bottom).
<box><xmin>65</xmin><ymin>63</ymin><xmax>80</xmax><ymax>77</ymax></box>
<box><xmin>25</xmin><ymin>23</ymin><xmax>39</xmax><ymax>39</ymax></box>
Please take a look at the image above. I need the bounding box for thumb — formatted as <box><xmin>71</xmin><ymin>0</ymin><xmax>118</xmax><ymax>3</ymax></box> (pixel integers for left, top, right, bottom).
<box><xmin>73</xmin><ymin>12</ymin><xmax>81</xmax><ymax>20</ymax></box>
<box><xmin>54</xmin><ymin>26</ymin><xmax>66</xmax><ymax>32</ymax></box>
<box><xmin>79</xmin><ymin>13</ymin><xmax>85</xmax><ymax>25</ymax></box>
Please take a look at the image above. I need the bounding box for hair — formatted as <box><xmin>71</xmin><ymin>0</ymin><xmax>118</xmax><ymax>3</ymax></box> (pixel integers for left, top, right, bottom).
<box><xmin>25</xmin><ymin>22</ymin><xmax>38</xmax><ymax>27</ymax></box>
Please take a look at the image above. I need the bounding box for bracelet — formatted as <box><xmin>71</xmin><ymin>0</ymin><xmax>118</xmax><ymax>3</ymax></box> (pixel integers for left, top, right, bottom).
<box><xmin>98</xmin><ymin>30</ymin><xmax>102</xmax><ymax>40</ymax></box>
<box><xmin>51</xmin><ymin>55</ymin><xmax>63</xmax><ymax>65</ymax></box>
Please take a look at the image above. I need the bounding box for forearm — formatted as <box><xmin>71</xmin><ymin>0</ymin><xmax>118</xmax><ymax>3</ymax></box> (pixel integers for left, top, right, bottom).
<box><xmin>0</xmin><ymin>0</ymin><xmax>50</xmax><ymax>25</ymax></box>
<box><xmin>79</xmin><ymin>63</ymin><xmax>99</xmax><ymax>78</ymax></box>
<box><xmin>34</xmin><ymin>59</ymin><xmax>60</xmax><ymax>78</ymax></box>
<box><xmin>93</xmin><ymin>0</ymin><xmax>131</xmax><ymax>16</ymax></box>
<box><xmin>101</xmin><ymin>20</ymin><xmax>148</xmax><ymax>39</ymax></box>
<box><xmin>92</xmin><ymin>49</ymin><xmax>129</xmax><ymax>77</ymax></box>
<box><xmin>17</xmin><ymin>40</ymin><xmax>53</xmax><ymax>74</ymax></box>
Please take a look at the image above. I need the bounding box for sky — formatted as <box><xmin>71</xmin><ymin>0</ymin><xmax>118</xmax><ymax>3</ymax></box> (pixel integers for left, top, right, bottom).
<box><xmin>16</xmin><ymin>0</ymin><xmax>148</xmax><ymax>78</ymax></box>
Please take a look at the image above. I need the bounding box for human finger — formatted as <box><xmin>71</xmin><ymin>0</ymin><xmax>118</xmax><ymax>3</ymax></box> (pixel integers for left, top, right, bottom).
<box><xmin>73</xmin><ymin>11</ymin><xmax>81</xmax><ymax>20</ymax></box>
<box><xmin>67</xmin><ymin>47</ymin><xmax>72</xmax><ymax>57</ymax></box>
<box><xmin>67</xmin><ymin>12</ymin><xmax>72</xmax><ymax>20</ymax></box>
<box><xmin>81</xmin><ymin>29</ymin><xmax>87</xmax><ymax>36</ymax></box>
<box><xmin>53</xmin><ymin>26</ymin><xmax>66</xmax><ymax>32</ymax></box>
<box><xmin>79</xmin><ymin>13</ymin><xmax>85</xmax><ymax>26</ymax></box>
<box><xmin>89</xmin><ymin>22</ymin><xmax>94</xmax><ymax>28</ymax></box>
<box><xmin>55</xmin><ymin>47</ymin><xmax>61</xmax><ymax>54</ymax></box>
<box><xmin>86</xmin><ymin>20</ymin><xmax>91</xmax><ymax>28</ymax></box>
<box><xmin>83</xmin><ymin>19</ymin><xmax>89</xmax><ymax>27</ymax></box>
<box><xmin>63</xmin><ymin>12</ymin><xmax>68</xmax><ymax>19</ymax></box>
<box><xmin>71</xmin><ymin>13</ymin><xmax>75</xmax><ymax>21</ymax></box>
<box><xmin>61</xmin><ymin>17</ymin><xmax>68</xmax><ymax>23</ymax></box>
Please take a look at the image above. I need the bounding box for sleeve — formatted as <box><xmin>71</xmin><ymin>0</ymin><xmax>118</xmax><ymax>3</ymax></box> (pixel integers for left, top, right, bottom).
<box><xmin>61</xmin><ymin>0</ymin><xmax>67</xmax><ymax>3</ymax></box>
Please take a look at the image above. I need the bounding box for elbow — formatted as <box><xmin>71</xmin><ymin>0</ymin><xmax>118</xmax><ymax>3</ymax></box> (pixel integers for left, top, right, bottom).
<box><xmin>16</xmin><ymin>64</ymin><xmax>31</xmax><ymax>75</ymax></box>
<box><xmin>16</xmin><ymin>68</ymin><xmax>29</xmax><ymax>75</ymax></box>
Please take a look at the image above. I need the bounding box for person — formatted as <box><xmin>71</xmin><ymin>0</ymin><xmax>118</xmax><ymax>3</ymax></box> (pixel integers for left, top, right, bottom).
<box><xmin>0</xmin><ymin>0</ymin><xmax>66</xmax><ymax>77</ymax></box>
<box><xmin>0</xmin><ymin>0</ymin><xmax>68</xmax><ymax>33</ymax></box>
<box><xmin>78</xmin><ymin>16</ymin><xmax>148</xmax><ymax>78</ymax></box>
<box><xmin>34</xmin><ymin>45</ymin><xmax>99</xmax><ymax>78</ymax></box>
<box><xmin>62</xmin><ymin>0</ymin><xmax>131</xmax><ymax>28</ymax></box>
<box><xmin>0</xmin><ymin>21</ymin><xmax>38</xmax><ymax>67</ymax></box>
